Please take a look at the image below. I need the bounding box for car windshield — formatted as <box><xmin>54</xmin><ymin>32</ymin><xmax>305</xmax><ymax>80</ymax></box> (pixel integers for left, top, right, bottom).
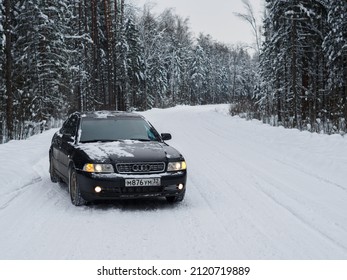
<box><xmin>79</xmin><ymin>118</ymin><xmax>160</xmax><ymax>143</ymax></box>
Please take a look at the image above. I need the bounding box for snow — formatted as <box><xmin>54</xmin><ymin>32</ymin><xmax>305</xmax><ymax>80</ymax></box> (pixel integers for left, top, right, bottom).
<box><xmin>0</xmin><ymin>104</ymin><xmax>347</xmax><ymax>259</ymax></box>
<box><xmin>79</xmin><ymin>142</ymin><xmax>135</xmax><ymax>160</ymax></box>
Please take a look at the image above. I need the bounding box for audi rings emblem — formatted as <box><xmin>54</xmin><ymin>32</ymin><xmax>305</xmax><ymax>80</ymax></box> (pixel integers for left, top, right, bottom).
<box><xmin>132</xmin><ymin>164</ymin><xmax>152</xmax><ymax>172</ymax></box>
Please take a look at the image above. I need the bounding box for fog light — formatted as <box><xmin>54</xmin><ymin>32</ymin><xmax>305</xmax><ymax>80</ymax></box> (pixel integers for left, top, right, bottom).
<box><xmin>177</xmin><ymin>184</ymin><xmax>184</xmax><ymax>190</ymax></box>
<box><xmin>95</xmin><ymin>186</ymin><xmax>102</xmax><ymax>193</ymax></box>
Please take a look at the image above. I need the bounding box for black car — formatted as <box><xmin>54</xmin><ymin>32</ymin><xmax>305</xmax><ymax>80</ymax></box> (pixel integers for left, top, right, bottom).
<box><xmin>49</xmin><ymin>111</ymin><xmax>187</xmax><ymax>206</ymax></box>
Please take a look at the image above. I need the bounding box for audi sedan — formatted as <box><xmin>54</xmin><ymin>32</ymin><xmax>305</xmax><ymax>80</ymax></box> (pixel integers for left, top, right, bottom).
<box><xmin>49</xmin><ymin>111</ymin><xmax>187</xmax><ymax>206</ymax></box>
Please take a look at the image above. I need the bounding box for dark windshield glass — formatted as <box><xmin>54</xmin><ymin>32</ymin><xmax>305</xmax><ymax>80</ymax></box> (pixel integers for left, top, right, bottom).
<box><xmin>79</xmin><ymin>118</ymin><xmax>159</xmax><ymax>143</ymax></box>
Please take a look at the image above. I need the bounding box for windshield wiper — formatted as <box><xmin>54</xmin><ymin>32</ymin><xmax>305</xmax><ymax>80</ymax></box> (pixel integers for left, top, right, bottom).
<box><xmin>129</xmin><ymin>138</ymin><xmax>153</xmax><ymax>142</ymax></box>
<box><xmin>80</xmin><ymin>139</ymin><xmax>120</xmax><ymax>143</ymax></box>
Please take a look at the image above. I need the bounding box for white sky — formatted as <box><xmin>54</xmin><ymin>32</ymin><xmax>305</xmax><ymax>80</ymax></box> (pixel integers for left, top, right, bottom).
<box><xmin>132</xmin><ymin>0</ymin><xmax>265</xmax><ymax>48</ymax></box>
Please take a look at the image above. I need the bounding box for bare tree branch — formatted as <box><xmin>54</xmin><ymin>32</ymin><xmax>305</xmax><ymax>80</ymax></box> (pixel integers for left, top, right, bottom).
<box><xmin>234</xmin><ymin>0</ymin><xmax>261</xmax><ymax>55</ymax></box>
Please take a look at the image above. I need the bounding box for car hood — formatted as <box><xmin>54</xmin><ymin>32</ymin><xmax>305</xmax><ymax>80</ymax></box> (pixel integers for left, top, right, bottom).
<box><xmin>77</xmin><ymin>140</ymin><xmax>182</xmax><ymax>163</ymax></box>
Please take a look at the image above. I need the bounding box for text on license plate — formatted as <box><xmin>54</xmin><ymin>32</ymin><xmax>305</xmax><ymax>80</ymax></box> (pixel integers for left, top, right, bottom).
<box><xmin>125</xmin><ymin>178</ymin><xmax>161</xmax><ymax>187</ymax></box>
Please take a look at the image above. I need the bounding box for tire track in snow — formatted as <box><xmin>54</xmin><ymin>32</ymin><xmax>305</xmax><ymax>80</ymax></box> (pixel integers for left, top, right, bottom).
<box><xmin>187</xmin><ymin>112</ymin><xmax>347</xmax><ymax>257</ymax></box>
<box><xmin>234</xmin><ymin>155</ymin><xmax>347</xmax><ymax>255</ymax></box>
<box><xmin>159</xmin><ymin>114</ymin><xmax>248</xmax><ymax>258</ymax></box>
<box><xmin>0</xmin><ymin>177</ymin><xmax>42</xmax><ymax>210</ymax></box>
<box><xmin>160</xmin><ymin>111</ymin><xmax>302</xmax><ymax>257</ymax></box>
<box><xmin>273</xmin><ymin>157</ymin><xmax>347</xmax><ymax>192</ymax></box>
<box><xmin>204</xmin><ymin>114</ymin><xmax>347</xmax><ymax>194</ymax></box>
<box><xmin>207</xmin><ymin>122</ymin><xmax>347</xmax><ymax>256</ymax></box>
<box><xmin>187</xmin><ymin>175</ymin><xmax>249</xmax><ymax>258</ymax></box>
<box><xmin>251</xmin><ymin>172</ymin><xmax>347</xmax><ymax>254</ymax></box>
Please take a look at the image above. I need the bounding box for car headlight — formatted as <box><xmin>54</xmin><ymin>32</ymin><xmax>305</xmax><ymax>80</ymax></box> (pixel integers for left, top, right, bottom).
<box><xmin>83</xmin><ymin>163</ymin><xmax>114</xmax><ymax>173</ymax></box>
<box><xmin>167</xmin><ymin>161</ymin><xmax>187</xmax><ymax>171</ymax></box>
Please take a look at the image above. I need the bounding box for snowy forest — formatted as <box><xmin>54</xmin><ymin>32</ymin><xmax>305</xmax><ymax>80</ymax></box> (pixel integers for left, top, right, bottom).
<box><xmin>258</xmin><ymin>0</ymin><xmax>347</xmax><ymax>134</ymax></box>
<box><xmin>0</xmin><ymin>0</ymin><xmax>346</xmax><ymax>143</ymax></box>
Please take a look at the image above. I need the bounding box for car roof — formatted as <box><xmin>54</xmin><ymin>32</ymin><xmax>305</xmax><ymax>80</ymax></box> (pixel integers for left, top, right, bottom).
<box><xmin>78</xmin><ymin>111</ymin><xmax>143</xmax><ymax>119</ymax></box>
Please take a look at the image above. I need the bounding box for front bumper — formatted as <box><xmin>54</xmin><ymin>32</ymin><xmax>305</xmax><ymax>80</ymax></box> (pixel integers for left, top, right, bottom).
<box><xmin>76</xmin><ymin>169</ymin><xmax>187</xmax><ymax>201</ymax></box>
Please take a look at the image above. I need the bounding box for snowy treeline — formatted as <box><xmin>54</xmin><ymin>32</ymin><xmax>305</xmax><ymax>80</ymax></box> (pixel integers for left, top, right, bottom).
<box><xmin>0</xmin><ymin>0</ymin><xmax>256</xmax><ymax>142</ymax></box>
<box><xmin>2</xmin><ymin>1</ymin><xmax>345</xmax><ymax>143</ymax></box>
<box><xmin>257</xmin><ymin>0</ymin><xmax>347</xmax><ymax>134</ymax></box>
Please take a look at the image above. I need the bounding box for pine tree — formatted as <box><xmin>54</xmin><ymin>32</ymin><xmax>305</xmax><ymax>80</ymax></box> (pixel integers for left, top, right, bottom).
<box><xmin>259</xmin><ymin>0</ymin><xmax>329</xmax><ymax>131</ymax></box>
<box><xmin>138</xmin><ymin>7</ymin><xmax>168</xmax><ymax>109</ymax></box>
<box><xmin>13</xmin><ymin>0</ymin><xmax>73</xmax><ymax>137</ymax></box>
<box><xmin>124</xmin><ymin>14</ymin><xmax>144</xmax><ymax>110</ymax></box>
<box><xmin>3</xmin><ymin>0</ymin><xmax>13</xmax><ymax>140</ymax></box>
<box><xmin>189</xmin><ymin>43</ymin><xmax>207</xmax><ymax>105</ymax></box>
<box><xmin>0</xmin><ymin>0</ymin><xmax>4</xmax><ymax>142</ymax></box>
<box><xmin>323</xmin><ymin>0</ymin><xmax>347</xmax><ymax>131</ymax></box>
<box><xmin>69</xmin><ymin>0</ymin><xmax>93</xmax><ymax>112</ymax></box>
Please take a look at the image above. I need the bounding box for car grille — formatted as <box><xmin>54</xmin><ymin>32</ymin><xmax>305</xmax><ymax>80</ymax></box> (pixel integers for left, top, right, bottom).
<box><xmin>116</xmin><ymin>162</ymin><xmax>165</xmax><ymax>174</ymax></box>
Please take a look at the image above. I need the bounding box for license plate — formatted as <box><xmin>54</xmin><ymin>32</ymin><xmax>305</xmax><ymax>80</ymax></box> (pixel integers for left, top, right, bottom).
<box><xmin>125</xmin><ymin>178</ymin><xmax>161</xmax><ymax>187</ymax></box>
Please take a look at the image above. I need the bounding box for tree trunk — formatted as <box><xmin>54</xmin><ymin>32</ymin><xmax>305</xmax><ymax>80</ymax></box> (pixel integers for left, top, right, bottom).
<box><xmin>91</xmin><ymin>0</ymin><xmax>99</xmax><ymax>106</ymax></box>
<box><xmin>4</xmin><ymin>0</ymin><xmax>13</xmax><ymax>141</ymax></box>
<box><xmin>103</xmin><ymin>0</ymin><xmax>115</xmax><ymax>109</ymax></box>
<box><xmin>291</xmin><ymin>17</ymin><xmax>298</xmax><ymax>128</ymax></box>
<box><xmin>344</xmin><ymin>54</ymin><xmax>347</xmax><ymax>121</ymax></box>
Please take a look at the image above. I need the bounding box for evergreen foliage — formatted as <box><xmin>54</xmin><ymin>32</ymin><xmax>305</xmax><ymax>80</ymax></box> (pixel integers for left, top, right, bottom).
<box><xmin>258</xmin><ymin>0</ymin><xmax>347</xmax><ymax>134</ymax></box>
<box><xmin>0</xmin><ymin>0</ymin><xmax>254</xmax><ymax>142</ymax></box>
<box><xmin>2</xmin><ymin>0</ymin><xmax>346</xmax><ymax>142</ymax></box>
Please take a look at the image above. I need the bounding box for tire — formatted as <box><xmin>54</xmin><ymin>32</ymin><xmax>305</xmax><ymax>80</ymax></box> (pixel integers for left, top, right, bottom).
<box><xmin>49</xmin><ymin>156</ymin><xmax>59</xmax><ymax>183</ymax></box>
<box><xmin>69</xmin><ymin>168</ymin><xmax>87</xmax><ymax>206</ymax></box>
<box><xmin>166</xmin><ymin>190</ymin><xmax>185</xmax><ymax>203</ymax></box>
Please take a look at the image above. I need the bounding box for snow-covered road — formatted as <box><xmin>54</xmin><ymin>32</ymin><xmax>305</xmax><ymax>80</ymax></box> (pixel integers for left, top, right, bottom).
<box><xmin>1</xmin><ymin>105</ymin><xmax>347</xmax><ymax>259</ymax></box>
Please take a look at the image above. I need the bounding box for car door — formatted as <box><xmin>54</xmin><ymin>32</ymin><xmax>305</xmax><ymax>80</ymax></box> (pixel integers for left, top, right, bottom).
<box><xmin>59</xmin><ymin>114</ymin><xmax>79</xmax><ymax>181</ymax></box>
<box><xmin>51</xmin><ymin>129</ymin><xmax>63</xmax><ymax>176</ymax></box>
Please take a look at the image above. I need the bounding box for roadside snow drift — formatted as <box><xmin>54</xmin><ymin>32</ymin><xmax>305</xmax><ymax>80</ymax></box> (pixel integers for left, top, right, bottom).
<box><xmin>0</xmin><ymin>104</ymin><xmax>347</xmax><ymax>259</ymax></box>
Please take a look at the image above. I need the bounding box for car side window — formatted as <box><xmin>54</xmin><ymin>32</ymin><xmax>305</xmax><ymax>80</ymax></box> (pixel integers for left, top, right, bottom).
<box><xmin>146</xmin><ymin>127</ymin><xmax>156</xmax><ymax>141</ymax></box>
<box><xmin>60</xmin><ymin>115</ymin><xmax>79</xmax><ymax>136</ymax></box>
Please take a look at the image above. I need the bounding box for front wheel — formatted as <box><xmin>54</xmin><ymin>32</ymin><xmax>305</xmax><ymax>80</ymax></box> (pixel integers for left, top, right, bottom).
<box><xmin>49</xmin><ymin>155</ymin><xmax>59</xmax><ymax>183</ymax></box>
<box><xmin>69</xmin><ymin>168</ymin><xmax>87</xmax><ymax>206</ymax></box>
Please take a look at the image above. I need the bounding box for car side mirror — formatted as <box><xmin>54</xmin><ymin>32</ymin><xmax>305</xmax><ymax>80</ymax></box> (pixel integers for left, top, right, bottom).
<box><xmin>161</xmin><ymin>133</ymin><xmax>172</xmax><ymax>141</ymax></box>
